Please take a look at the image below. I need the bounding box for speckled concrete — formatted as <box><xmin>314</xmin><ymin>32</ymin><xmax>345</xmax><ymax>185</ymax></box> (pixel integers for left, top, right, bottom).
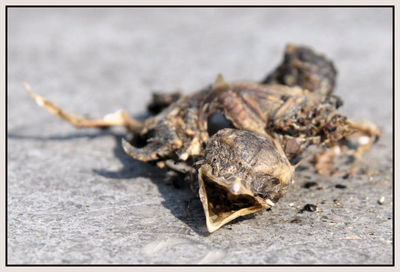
<box><xmin>7</xmin><ymin>7</ymin><xmax>393</xmax><ymax>264</ymax></box>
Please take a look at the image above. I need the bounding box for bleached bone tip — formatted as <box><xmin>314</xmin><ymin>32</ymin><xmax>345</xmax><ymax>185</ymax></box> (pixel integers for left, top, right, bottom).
<box><xmin>358</xmin><ymin>136</ymin><xmax>370</xmax><ymax>145</ymax></box>
<box><xmin>23</xmin><ymin>82</ymin><xmax>31</xmax><ymax>91</ymax></box>
<box><xmin>266</xmin><ymin>199</ymin><xmax>275</xmax><ymax>207</ymax></box>
<box><xmin>212</xmin><ymin>74</ymin><xmax>229</xmax><ymax>91</ymax></box>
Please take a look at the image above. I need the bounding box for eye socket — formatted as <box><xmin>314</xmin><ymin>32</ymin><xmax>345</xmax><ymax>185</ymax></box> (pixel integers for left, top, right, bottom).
<box><xmin>269</xmin><ymin>177</ymin><xmax>280</xmax><ymax>186</ymax></box>
<box><xmin>207</xmin><ymin>113</ymin><xmax>234</xmax><ymax>136</ymax></box>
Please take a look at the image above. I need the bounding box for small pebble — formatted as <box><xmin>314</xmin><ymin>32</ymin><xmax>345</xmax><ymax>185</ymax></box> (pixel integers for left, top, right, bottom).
<box><xmin>378</xmin><ymin>196</ymin><xmax>385</xmax><ymax>205</ymax></box>
<box><xmin>342</xmin><ymin>173</ymin><xmax>349</xmax><ymax>179</ymax></box>
<box><xmin>303</xmin><ymin>181</ymin><xmax>318</xmax><ymax>189</ymax></box>
<box><xmin>301</xmin><ymin>204</ymin><xmax>317</xmax><ymax>212</ymax></box>
<box><xmin>335</xmin><ymin>184</ymin><xmax>347</xmax><ymax>189</ymax></box>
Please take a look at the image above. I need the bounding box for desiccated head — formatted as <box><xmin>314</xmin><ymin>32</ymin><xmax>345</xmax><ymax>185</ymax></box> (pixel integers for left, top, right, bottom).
<box><xmin>198</xmin><ymin>128</ymin><xmax>294</xmax><ymax>232</ymax></box>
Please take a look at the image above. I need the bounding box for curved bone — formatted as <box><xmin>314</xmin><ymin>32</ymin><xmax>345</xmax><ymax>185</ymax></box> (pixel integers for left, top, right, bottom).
<box><xmin>198</xmin><ymin>164</ymin><xmax>268</xmax><ymax>233</ymax></box>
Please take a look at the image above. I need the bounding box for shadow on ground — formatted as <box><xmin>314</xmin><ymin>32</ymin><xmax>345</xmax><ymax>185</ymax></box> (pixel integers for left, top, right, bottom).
<box><xmin>8</xmin><ymin>130</ymin><xmax>210</xmax><ymax>236</ymax></box>
<box><xmin>94</xmin><ymin>134</ymin><xmax>211</xmax><ymax>236</ymax></box>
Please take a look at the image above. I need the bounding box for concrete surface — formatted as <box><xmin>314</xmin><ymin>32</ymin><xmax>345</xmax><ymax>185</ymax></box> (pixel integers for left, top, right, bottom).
<box><xmin>7</xmin><ymin>8</ymin><xmax>393</xmax><ymax>264</ymax></box>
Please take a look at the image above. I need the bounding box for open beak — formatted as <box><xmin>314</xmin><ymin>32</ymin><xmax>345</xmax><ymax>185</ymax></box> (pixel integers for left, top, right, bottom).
<box><xmin>198</xmin><ymin>165</ymin><xmax>273</xmax><ymax>233</ymax></box>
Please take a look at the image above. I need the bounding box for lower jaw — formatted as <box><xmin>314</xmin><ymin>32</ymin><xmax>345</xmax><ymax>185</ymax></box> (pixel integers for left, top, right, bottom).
<box><xmin>198</xmin><ymin>169</ymin><xmax>267</xmax><ymax>233</ymax></box>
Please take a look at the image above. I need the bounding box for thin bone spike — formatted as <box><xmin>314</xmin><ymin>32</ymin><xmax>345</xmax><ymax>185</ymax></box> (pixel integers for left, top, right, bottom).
<box><xmin>24</xmin><ymin>83</ymin><xmax>143</xmax><ymax>132</ymax></box>
<box><xmin>271</xmin><ymin>137</ymin><xmax>286</xmax><ymax>157</ymax></box>
<box><xmin>294</xmin><ymin>152</ymin><xmax>312</xmax><ymax>169</ymax></box>
<box><xmin>212</xmin><ymin>74</ymin><xmax>230</xmax><ymax>92</ymax></box>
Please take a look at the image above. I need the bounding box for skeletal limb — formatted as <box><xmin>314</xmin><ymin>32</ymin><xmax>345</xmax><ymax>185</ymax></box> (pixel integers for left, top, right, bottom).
<box><xmin>24</xmin><ymin>83</ymin><xmax>143</xmax><ymax>133</ymax></box>
<box><xmin>313</xmin><ymin>119</ymin><xmax>381</xmax><ymax>176</ymax></box>
<box><xmin>346</xmin><ymin>119</ymin><xmax>382</xmax><ymax>174</ymax></box>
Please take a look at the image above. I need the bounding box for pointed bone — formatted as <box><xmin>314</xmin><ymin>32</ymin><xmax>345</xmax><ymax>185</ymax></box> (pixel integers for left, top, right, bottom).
<box><xmin>212</xmin><ymin>74</ymin><xmax>230</xmax><ymax>92</ymax></box>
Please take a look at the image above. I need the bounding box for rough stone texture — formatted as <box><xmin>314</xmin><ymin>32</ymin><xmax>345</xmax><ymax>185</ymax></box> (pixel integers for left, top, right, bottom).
<box><xmin>7</xmin><ymin>8</ymin><xmax>392</xmax><ymax>264</ymax></box>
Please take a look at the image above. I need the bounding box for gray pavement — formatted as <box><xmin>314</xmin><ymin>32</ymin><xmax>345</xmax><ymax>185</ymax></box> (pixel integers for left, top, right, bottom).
<box><xmin>7</xmin><ymin>8</ymin><xmax>393</xmax><ymax>264</ymax></box>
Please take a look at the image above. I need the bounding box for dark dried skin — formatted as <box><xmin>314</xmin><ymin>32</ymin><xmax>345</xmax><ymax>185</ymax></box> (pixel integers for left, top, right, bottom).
<box><xmin>262</xmin><ymin>43</ymin><xmax>337</xmax><ymax>96</ymax></box>
<box><xmin>124</xmin><ymin>79</ymin><xmax>351</xmax><ymax>164</ymax></box>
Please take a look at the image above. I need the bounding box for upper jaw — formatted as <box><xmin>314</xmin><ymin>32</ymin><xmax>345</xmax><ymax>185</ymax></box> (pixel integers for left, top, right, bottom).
<box><xmin>198</xmin><ymin>165</ymin><xmax>273</xmax><ymax>233</ymax></box>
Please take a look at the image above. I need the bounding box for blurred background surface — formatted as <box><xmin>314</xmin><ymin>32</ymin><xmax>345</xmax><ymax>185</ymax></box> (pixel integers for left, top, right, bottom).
<box><xmin>7</xmin><ymin>7</ymin><xmax>392</xmax><ymax>264</ymax></box>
